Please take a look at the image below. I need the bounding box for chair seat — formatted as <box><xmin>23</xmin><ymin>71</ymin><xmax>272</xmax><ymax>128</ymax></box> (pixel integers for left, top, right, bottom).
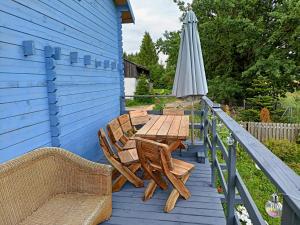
<box><xmin>151</xmin><ymin>158</ymin><xmax>194</xmax><ymax>177</ymax></box>
<box><xmin>123</xmin><ymin>139</ymin><xmax>136</xmax><ymax>150</ymax></box>
<box><xmin>118</xmin><ymin>148</ymin><xmax>139</xmax><ymax>165</ymax></box>
<box><xmin>19</xmin><ymin>193</ymin><xmax>111</xmax><ymax>225</ymax></box>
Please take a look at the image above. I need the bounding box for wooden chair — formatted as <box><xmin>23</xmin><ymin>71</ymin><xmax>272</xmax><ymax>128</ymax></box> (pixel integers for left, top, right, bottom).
<box><xmin>129</xmin><ymin>110</ymin><xmax>150</xmax><ymax>129</ymax></box>
<box><xmin>135</xmin><ymin>137</ymin><xmax>195</xmax><ymax>212</ymax></box>
<box><xmin>118</xmin><ymin>114</ymin><xmax>135</xmax><ymax>137</ymax></box>
<box><xmin>98</xmin><ymin>129</ymin><xmax>144</xmax><ymax>192</ymax></box>
<box><xmin>163</xmin><ymin>108</ymin><xmax>187</xmax><ymax>154</ymax></box>
<box><xmin>107</xmin><ymin>118</ymin><xmax>136</xmax><ymax>152</ymax></box>
<box><xmin>163</xmin><ymin>108</ymin><xmax>184</xmax><ymax>116</ymax></box>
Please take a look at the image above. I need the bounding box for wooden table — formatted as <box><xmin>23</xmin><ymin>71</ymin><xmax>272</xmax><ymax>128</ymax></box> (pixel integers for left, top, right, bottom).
<box><xmin>135</xmin><ymin>115</ymin><xmax>189</xmax><ymax>143</ymax></box>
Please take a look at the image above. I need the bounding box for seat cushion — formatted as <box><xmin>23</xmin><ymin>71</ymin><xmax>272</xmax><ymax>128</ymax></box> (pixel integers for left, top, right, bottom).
<box><xmin>19</xmin><ymin>193</ymin><xmax>111</xmax><ymax>225</ymax></box>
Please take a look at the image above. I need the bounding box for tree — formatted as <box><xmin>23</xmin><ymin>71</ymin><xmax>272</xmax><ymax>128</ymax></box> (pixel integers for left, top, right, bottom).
<box><xmin>156</xmin><ymin>31</ymin><xmax>181</xmax><ymax>89</ymax></box>
<box><xmin>137</xmin><ymin>32</ymin><xmax>159</xmax><ymax>67</ymax></box>
<box><xmin>156</xmin><ymin>31</ymin><xmax>181</xmax><ymax>70</ymax></box>
<box><xmin>208</xmin><ymin>76</ymin><xmax>242</xmax><ymax>105</ymax></box>
<box><xmin>125</xmin><ymin>32</ymin><xmax>165</xmax><ymax>88</ymax></box>
<box><xmin>245</xmin><ymin>75</ymin><xmax>275</xmax><ymax>110</ymax></box>
<box><xmin>171</xmin><ymin>0</ymin><xmax>299</xmax><ymax>105</ymax></box>
<box><xmin>137</xmin><ymin>32</ymin><xmax>161</xmax><ymax>88</ymax></box>
<box><xmin>135</xmin><ymin>75</ymin><xmax>153</xmax><ymax>103</ymax></box>
<box><xmin>123</xmin><ymin>52</ymin><xmax>139</xmax><ymax>63</ymax></box>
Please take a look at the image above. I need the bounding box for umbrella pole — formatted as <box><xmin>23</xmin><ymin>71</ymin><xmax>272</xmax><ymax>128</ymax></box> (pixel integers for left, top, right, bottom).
<box><xmin>191</xmin><ymin>96</ymin><xmax>195</xmax><ymax>145</ymax></box>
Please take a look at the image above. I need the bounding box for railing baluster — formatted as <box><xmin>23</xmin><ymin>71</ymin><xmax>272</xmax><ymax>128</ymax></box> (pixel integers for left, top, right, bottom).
<box><xmin>227</xmin><ymin>133</ymin><xmax>237</xmax><ymax>225</ymax></box>
<box><xmin>211</xmin><ymin>112</ymin><xmax>217</xmax><ymax>188</ymax></box>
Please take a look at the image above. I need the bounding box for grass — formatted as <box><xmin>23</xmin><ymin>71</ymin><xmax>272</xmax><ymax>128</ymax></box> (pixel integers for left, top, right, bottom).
<box><xmin>125</xmin><ymin>99</ymin><xmax>153</xmax><ymax>107</ymax></box>
<box><xmin>236</xmin><ymin>147</ymin><xmax>280</xmax><ymax>225</ymax></box>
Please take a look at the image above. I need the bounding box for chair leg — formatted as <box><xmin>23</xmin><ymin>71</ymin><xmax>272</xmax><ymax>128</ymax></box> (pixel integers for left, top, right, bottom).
<box><xmin>166</xmin><ymin>172</ymin><xmax>191</xmax><ymax>200</ymax></box>
<box><xmin>164</xmin><ymin>173</ymin><xmax>190</xmax><ymax>213</ymax></box>
<box><xmin>113</xmin><ymin>163</ymin><xmax>141</xmax><ymax>192</ymax></box>
<box><xmin>144</xmin><ymin>179</ymin><xmax>158</xmax><ymax>201</ymax></box>
<box><xmin>122</xmin><ymin>164</ymin><xmax>144</xmax><ymax>188</ymax></box>
<box><xmin>143</xmin><ymin>166</ymin><xmax>168</xmax><ymax>190</ymax></box>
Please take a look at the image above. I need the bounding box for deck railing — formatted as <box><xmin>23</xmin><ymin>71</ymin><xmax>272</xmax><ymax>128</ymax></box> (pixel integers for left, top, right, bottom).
<box><xmin>202</xmin><ymin>96</ymin><xmax>300</xmax><ymax>225</ymax></box>
<box><xmin>122</xmin><ymin>95</ymin><xmax>300</xmax><ymax>225</ymax></box>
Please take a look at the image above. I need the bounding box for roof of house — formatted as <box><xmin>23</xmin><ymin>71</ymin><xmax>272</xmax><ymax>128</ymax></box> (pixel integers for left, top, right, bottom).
<box><xmin>124</xmin><ymin>59</ymin><xmax>150</xmax><ymax>78</ymax></box>
<box><xmin>115</xmin><ymin>0</ymin><xmax>135</xmax><ymax>23</ymax></box>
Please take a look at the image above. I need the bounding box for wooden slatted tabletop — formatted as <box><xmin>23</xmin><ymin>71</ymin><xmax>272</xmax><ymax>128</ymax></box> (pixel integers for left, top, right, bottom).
<box><xmin>135</xmin><ymin>115</ymin><xmax>189</xmax><ymax>141</ymax></box>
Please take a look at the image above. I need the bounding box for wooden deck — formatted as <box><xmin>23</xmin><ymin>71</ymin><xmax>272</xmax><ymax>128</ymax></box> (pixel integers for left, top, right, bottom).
<box><xmin>99</xmin><ymin>149</ymin><xmax>226</xmax><ymax>225</ymax></box>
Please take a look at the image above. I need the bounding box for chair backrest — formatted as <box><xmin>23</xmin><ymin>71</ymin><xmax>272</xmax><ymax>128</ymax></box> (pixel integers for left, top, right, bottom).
<box><xmin>163</xmin><ymin>108</ymin><xmax>184</xmax><ymax>116</ymax></box>
<box><xmin>118</xmin><ymin>114</ymin><xmax>134</xmax><ymax>135</ymax></box>
<box><xmin>98</xmin><ymin>129</ymin><xmax>118</xmax><ymax>159</ymax></box>
<box><xmin>107</xmin><ymin>119</ymin><xmax>124</xmax><ymax>143</ymax></box>
<box><xmin>129</xmin><ymin>110</ymin><xmax>150</xmax><ymax>126</ymax></box>
<box><xmin>135</xmin><ymin>137</ymin><xmax>173</xmax><ymax>171</ymax></box>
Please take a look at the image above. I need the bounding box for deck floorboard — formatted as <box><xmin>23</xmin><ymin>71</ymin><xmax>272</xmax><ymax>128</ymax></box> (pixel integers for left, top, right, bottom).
<box><xmin>99</xmin><ymin>151</ymin><xmax>226</xmax><ymax>225</ymax></box>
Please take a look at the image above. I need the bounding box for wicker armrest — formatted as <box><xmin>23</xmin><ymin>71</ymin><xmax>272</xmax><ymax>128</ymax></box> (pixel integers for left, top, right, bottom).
<box><xmin>51</xmin><ymin>147</ymin><xmax>113</xmax><ymax>176</ymax></box>
<box><xmin>0</xmin><ymin>147</ymin><xmax>113</xmax><ymax>225</ymax></box>
<box><xmin>0</xmin><ymin>147</ymin><xmax>113</xmax><ymax>196</ymax></box>
<box><xmin>46</xmin><ymin>148</ymin><xmax>113</xmax><ymax>195</ymax></box>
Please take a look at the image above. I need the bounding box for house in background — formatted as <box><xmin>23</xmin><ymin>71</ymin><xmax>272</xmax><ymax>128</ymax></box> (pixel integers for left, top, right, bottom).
<box><xmin>124</xmin><ymin>58</ymin><xmax>150</xmax><ymax>98</ymax></box>
<box><xmin>0</xmin><ymin>0</ymin><xmax>134</xmax><ymax>163</ymax></box>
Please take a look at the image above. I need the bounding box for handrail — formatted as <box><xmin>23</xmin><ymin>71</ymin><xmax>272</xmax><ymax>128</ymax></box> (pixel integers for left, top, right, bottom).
<box><xmin>122</xmin><ymin>94</ymin><xmax>300</xmax><ymax>224</ymax></box>
<box><xmin>202</xmin><ymin>96</ymin><xmax>300</xmax><ymax>225</ymax></box>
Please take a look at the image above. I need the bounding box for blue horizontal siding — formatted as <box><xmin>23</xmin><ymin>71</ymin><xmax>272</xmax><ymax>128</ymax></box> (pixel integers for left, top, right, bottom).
<box><xmin>0</xmin><ymin>0</ymin><xmax>122</xmax><ymax>163</ymax></box>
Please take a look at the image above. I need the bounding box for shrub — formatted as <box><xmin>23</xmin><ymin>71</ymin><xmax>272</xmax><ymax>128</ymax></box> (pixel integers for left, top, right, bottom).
<box><xmin>264</xmin><ymin>139</ymin><xmax>300</xmax><ymax>163</ymax></box>
<box><xmin>134</xmin><ymin>75</ymin><xmax>153</xmax><ymax>104</ymax></box>
<box><xmin>260</xmin><ymin>107</ymin><xmax>271</xmax><ymax>122</ymax></box>
<box><xmin>237</xmin><ymin>109</ymin><xmax>260</xmax><ymax>122</ymax></box>
<box><xmin>223</xmin><ymin>105</ymin><xmax>231</xmax><ymax>115</ymax></box>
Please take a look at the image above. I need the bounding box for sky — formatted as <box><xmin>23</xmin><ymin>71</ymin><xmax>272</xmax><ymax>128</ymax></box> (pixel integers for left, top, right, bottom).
<box><xmin>122</xmin><ymin>0</ymin><xmax>192</xmax><ymax>63</ymax></box>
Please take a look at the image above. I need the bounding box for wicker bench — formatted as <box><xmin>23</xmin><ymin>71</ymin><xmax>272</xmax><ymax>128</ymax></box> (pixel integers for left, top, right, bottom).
<box><xmin>0</xmin><ymin>147</ymin><xmax>113</xmax><ymax>225</ymax></box>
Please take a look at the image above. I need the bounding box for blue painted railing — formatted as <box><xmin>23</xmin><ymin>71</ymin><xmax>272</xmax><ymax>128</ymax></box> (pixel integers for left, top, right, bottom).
<box><xmin>123</xmin><ymin>95</ymin><xmax>300</xmax><ymax>225</ymax></box>
<box><xmin>201</xmin><ymin>96</ymin><xmax>300</xmax><ymax>225</ymax></box>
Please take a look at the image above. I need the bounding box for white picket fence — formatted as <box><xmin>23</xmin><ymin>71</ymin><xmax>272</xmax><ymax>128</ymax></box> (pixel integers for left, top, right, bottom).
<box><xmin>240</xmin><ymin>122</ymin><xmax>300</xmax><ymax>142</ymax></box>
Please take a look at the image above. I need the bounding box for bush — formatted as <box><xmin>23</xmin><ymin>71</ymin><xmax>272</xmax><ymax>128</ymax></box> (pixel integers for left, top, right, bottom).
<box><xmin>264</xmin><ymin>139</ymin><xmax>300</xmax><ymax>175</ymax></box>
<box><xmin>237</xmin><ymin>109</ymin><xmax>260</xmax><ymax>122</ymax></box>
<box><xmin>260</xmin><ymin>107</ymin><xmax>271</xmax><ymax>122</ymax></box>
<box><xmin>152</xmin><ymin>88</ymin><xmax>171</xmax><ymax>95</ymax></box>
<box><xmin>264</xmin><ymin>139</ymin><xmax>300</xmax><ymax>164</ymax></box>
<box><xmin>134</xmin><ymin>75</ymin><xmax>154</xmax><ymax>104</ymax></box>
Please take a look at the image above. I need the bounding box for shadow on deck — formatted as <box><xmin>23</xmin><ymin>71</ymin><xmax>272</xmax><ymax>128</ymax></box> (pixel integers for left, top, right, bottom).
<box><xmin>99</xmin><ymin>146</ymin><xmax>226</xmax><ymax>225</ymax></box>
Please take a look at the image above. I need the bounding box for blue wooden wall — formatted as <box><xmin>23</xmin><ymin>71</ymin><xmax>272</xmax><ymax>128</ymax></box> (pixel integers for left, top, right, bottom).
<box><xmin>0</xmin><ymin>0</ymin><xmax>125</xmax><ymax>163</ymax></box>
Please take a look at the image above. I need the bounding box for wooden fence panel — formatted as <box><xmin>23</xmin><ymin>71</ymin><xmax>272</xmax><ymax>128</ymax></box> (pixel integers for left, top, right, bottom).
<box><xmin>240</xmin><ymin>122</ymin><xmax>300</xmax><ymax>142</ymax></box>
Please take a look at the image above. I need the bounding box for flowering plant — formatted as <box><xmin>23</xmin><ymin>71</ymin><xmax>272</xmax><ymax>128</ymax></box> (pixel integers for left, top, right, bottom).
<box><xmin>236</xmin><ymin>205</ymin><xmax>252</xmax><ymax>225</ymax></box>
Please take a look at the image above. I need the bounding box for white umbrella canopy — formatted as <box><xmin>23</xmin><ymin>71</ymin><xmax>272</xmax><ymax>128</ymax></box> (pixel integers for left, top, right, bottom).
<box><xmin>172</xmin><ymin>10</ymin><xmax>208</xmax><ymax>144</ymax></box>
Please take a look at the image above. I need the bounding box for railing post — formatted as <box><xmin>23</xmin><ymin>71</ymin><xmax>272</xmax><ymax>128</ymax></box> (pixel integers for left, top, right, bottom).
<box><xmin>202</xmin><ymin>100</ymin><xmax>209</xmax><ymax>158</ymax></box>
<box><xmin>281</xmin><ymin>198</ymin><xmax>300</xmax><ymax>225</ymax></box>
<box><xmin>120</xmin><ymin>96</ymin><xmax>125</xmax><ymax>114</ymax></box>
<box><xmin>227</xmin><ymin>133</ymin><xmax>237</xmax><ymax>225</ymax></box>
<box><xmin>211</xmin><ymin>112</ymin><xmax>217</xmax><ymax>188</ymax></box>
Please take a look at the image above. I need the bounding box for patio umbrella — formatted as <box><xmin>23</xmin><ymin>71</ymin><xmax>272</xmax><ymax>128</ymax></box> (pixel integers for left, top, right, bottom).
<box><xmin>172</xmin><ymin>9</ymin><xmax>208</xmax><ymax>143</ymax></box>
